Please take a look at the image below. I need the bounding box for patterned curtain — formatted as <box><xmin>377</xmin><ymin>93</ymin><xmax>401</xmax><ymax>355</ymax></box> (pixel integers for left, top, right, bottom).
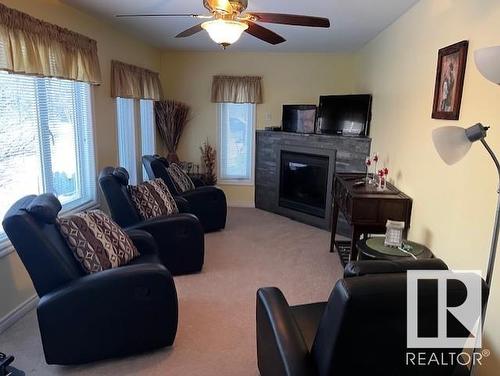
<box><xmin>0</xmin><ymin>3</ymin><xmax>102</xmax><ymax>84</ymax></box>
<box><xmin>211</xmin><ymin>75</ymin><xmax>263</xmax><ymax>104</ymax></box>
<box><xmin>111</xmin><ymin>60</ymin><xmax>163</xmax><ymax>100</ymax></box>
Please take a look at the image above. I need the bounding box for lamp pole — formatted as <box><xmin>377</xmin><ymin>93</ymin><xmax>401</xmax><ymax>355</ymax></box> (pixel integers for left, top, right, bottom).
<box><xmin>470</xmin><ymin>137</ymin><xmax>500</xmax><ymax>376</ymax></box>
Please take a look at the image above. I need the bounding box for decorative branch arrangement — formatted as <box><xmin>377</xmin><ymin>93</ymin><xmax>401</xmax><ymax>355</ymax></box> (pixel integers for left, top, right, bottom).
<box><xmin>154</xmin><ymin>100</ymin><xmax>191</xmax><ymax>163</ymax></box>
<box><xmin>200</xmin><ymin>140</ymin><xmax>217</xmax><ymax>185</ymax></box>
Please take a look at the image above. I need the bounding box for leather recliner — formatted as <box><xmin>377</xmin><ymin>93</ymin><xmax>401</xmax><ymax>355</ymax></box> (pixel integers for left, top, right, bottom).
<box><xmin>98</xmin><ymin>166</ymin><xmax>204</xmax><ymax>275</ymax></box>
<box><xmin>142</xmin><ymin>155</ymin><xmax>227</xmax><ymax>233</ymax></box>
<box><xmin>256</xmin><ymin>259</ymin><xmax>487</xmax><ymax>376</ymax></box>
<box><xmin>2</xmin><ymin>194</ymin><xmax>178</xmax><ymax>365</ymax></box>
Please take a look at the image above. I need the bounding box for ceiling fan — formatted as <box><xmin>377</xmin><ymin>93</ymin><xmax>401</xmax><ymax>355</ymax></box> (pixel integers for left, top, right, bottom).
<box><xmin>116</xmin><ymin>0</ymin><xmax>331</xmax><ymax>48</ymax></box>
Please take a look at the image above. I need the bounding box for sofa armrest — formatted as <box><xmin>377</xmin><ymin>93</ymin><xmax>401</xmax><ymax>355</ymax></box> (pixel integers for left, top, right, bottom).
<box><xmin>174</xmin><ymin>196</ymin><xmax>191</xmax><ymax>213</ymax></box>
<box><xmin>344</xmin><ymin>258</ymin><xmax>448</xmax><ymax>278</ymax></box>
<box><xmin>125</xmin><ymin>229</ymin><xmax>158</xmax><ymax>255</ymax></box>
<box><xmin>37</xmin><ymin>263</ymin><xmax>178</xmax><ymax>364</ymax></box>
<box><xmin>257</xmin><ymin>287</ymin><xmax>313</xmax><ymax>376</ymax></box>
<box><xmin>190</xmin><ymin>177</ymin><xmax>205</xmax><ymax>187</ymax></box>
<box><xmin>126</xmin><ymin>214</ymin><xmax>204</xmax><ymax>275</ymax></box>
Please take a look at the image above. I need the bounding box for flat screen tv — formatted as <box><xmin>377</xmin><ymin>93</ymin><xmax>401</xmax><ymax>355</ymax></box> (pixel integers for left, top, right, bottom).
<box><xmin>316</xmin><ymin>94</ymin><xmax>372</xmax><ymax>136</ymax></box>
<box><xmin>282</xmin><ymin>105</ymin><xmax>317</xmax><ymax>134</ymax></box>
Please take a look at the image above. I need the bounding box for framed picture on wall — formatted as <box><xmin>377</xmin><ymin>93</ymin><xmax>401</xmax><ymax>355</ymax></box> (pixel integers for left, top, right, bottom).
<box><xmin>432</xmin><ymin>40</ymin><xmax>469</xmax><ymax>120</ymax></box>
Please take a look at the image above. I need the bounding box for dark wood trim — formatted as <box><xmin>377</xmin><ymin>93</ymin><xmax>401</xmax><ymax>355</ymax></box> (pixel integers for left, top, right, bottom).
<box><xmin>432</xmin><ymin>40</ymin><xmax>469</xmax><ymax>120</ymax></box>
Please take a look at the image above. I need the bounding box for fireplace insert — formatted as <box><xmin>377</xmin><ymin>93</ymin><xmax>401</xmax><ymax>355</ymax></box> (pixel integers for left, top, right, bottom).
<box><xmin>279</xmin><ymin>151</ymin><xmax>329</xmax><ymax>218</ymax></box>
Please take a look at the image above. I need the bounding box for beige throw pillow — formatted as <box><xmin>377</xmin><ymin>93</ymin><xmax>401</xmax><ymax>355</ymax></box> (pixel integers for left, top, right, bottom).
<box><xmin>128</xmin><ymin>178</ymin><xmax>179</xmax><ymax>220</ymax></box>
<box><xmin>167</xmin><ymin>163</ymin><xmax>196</xmax><ymax>193</ymax></box>
<box><xmin>57</xmin><ymin>210</ymin><xmax>140</xmax><ymax>274</ymax></box>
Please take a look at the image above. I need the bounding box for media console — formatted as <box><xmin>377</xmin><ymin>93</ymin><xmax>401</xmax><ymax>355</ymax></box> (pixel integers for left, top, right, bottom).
<box><xmin>255</xmin><ymin>130</ymin><xmax>371</xmax><ymax>230</ymax></box>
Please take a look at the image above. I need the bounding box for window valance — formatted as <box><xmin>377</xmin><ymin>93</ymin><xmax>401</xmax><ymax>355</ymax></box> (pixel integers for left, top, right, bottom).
<box><xmin>111</xmin><ymin>60</ymin><xmax>163</xmax><ymax>101</ymax></box>
<box><xmin>211</xmin><ymin>75</ymin><xmax>262</xmax><ymax>104</ymax></box>
<box><xmin>0</xmin><ymin>3</ymin><xmax>102</xmax><ymax>84</ymax></box>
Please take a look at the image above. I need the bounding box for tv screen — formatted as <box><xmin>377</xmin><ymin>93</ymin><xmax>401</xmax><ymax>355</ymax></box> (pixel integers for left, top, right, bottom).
<box><xmin>282</xmin><ymin>105</ymin><xmax>317</xmax><ymax>134</ymax></box>
<box><xmin>317</xmin><ymin>95</ymin><xmax>372</xmax><ymax>136</ymax></box>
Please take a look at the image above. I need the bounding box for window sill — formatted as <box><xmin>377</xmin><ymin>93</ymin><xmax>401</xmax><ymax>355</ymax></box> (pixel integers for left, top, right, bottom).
<box><xmin>218</xmin><ymin>180</ymin><xmax>255</xmax><ymax>187</ymax></box>
<box><xmin>0</xmin><ymin>200</ymin><xmax>99</xmax><ymax>259</ymax></box>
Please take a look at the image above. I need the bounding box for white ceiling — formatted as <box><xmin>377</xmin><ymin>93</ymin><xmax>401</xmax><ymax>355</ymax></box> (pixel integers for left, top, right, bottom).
<box><xmin>64</xmin><ymin>0</ymin><xmax>420</xmax><ymax>52</ymax></box>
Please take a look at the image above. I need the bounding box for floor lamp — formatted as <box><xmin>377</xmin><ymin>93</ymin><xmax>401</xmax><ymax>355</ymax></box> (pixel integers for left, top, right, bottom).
<box><xmin>432</xmin><ymin>45</ymin><xmax>500</xmax><ymax>376</ymax></box>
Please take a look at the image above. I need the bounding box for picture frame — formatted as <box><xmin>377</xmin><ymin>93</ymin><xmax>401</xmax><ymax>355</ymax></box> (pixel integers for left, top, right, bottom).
<box><xmin>432</xmin><ymin>40</ymin><xmax>469</xmax><ymax>120</ymax></box>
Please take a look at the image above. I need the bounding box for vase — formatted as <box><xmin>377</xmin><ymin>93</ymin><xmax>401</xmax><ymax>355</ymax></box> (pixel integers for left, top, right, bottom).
<box><xmin>378</xmin><ymin>176</ymin><xmax>387</xmax><ymax>191</ymax></box>
<box><xmin>167</xmin><ymin>152</ymin><xmax>180</xmax><ymax>163</ymax></box>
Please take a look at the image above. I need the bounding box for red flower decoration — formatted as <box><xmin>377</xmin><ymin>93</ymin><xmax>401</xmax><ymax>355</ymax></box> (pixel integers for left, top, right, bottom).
<box><xmin>373</xmin><ymin>154</ymin><xmax>379</xmax><ymax>162</ymax></box>
<box><xmin>365</xmin><ymin>158</ymin><xmax>371</xmax><ymax>166</ymax></box>
<box><xmin>378</xmin><ymin>169</ymin><xmax>384</xmax><ymax>177</ymax></box>
<box><xmin>384</xmin><ymin>168</ymin><xmax>389</xmax><ymax>175</ymax></box>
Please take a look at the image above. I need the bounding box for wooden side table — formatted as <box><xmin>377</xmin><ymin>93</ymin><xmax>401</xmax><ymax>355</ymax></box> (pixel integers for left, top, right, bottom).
<box><xmin>330</xmin><ymin>173</ymin><xmax>413</xmax><ymax>261</ymax></box>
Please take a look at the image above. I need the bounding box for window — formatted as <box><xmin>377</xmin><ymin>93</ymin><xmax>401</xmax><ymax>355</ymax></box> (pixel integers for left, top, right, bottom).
<box><xmin>116</xmin><ymin>98</ymin><xmax>156</xmax><ymax>184</ymax></box>
<box><xmin>116</xmin><ymin>97</ymin><xmax>138</xmax><ymax>185</ymax></box>
<box><xmin>218</xmin><ymin>103</ymin><xmax>256</xmax><ymax>183</ymax></box>
<box><xmin>140</xmin><ymin>100</ymin><xmax>155</xmax><ymax>180</ymax></box>
<box><xmin>0</xmin><ymin>71</ymin><xmax>95</xmax><ymax>242</ymax></box>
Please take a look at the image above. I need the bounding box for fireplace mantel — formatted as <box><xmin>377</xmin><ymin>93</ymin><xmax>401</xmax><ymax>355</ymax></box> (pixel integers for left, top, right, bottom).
<box><xmin>255</xmin><ymin>130</ymin><xmax>371</xmax><ymax>230</ymax></box>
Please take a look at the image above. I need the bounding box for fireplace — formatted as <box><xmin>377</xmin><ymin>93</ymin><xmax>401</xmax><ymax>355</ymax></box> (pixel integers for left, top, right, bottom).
<box><xmin>279</xmin><ymin>151</ymin><xmax>330</xmax><ymax>218</ymax></box>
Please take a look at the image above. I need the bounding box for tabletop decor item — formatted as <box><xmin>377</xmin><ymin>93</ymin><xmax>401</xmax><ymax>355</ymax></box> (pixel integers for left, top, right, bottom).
<box><xmin>200</xmin><ymin>140</ymin><xmax>217</xmax><ymax>185</ymax></box>
<box><xmin>372</xmin><ymin>153</ymin><xmax>379</xmax><ymax>183</ymax></box>
<box><xmin>377</xmin><ymin>167</ymin><xmax>389</xmax><ymax>190</ymax></box>
<box><xmin>433</xmin><ymin>44</ymin><xmax>500</xmax><ymax>376</ymax></box>
<box><xmin>155</xmin><ymin>100</ymin><xmax>191</xmax><ymax>163</ymax></box>
<box><xmin>384</xmin><ymin>220</ymin><xmax>405</xmax><ymax>247</ymax></box>
<box><xmin>432</xmin><ymin>40</ymin><xmax>469</xmax><ymax>120</ymax></box>
<box><xmin>365</xmin><ymin>157</ymin><xmax>371</xmax><ymax>182</ymax></box>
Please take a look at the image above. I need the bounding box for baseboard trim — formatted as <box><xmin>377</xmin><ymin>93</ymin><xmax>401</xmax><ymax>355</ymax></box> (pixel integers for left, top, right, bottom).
<box><xmin>228</xmin><ymin>201</ymin><xmax>255</xmax><ymax>208</ymax></box>
<box><xmin>0</xmin><ymin>295</ymin><xmax>38</xmax><ymax>334</ymax></box>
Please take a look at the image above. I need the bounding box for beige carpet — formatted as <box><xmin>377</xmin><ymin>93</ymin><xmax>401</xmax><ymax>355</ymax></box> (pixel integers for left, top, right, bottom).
<box><xmin>0</xmin><ymin>208</ymin><xmax>344</xmax><ymax>375</ymax></box>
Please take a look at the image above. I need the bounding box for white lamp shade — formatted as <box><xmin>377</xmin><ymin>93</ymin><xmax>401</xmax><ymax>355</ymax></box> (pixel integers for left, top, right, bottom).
<box><xmin>201</xmin><ymin>20</ymin><xmax>248</xmax><ymax>46</ymax></box>
<box><xmin>475</xmin><ymin>46</ymin><xmax>500</xmax><ymax>85</ymax></box>
<box><xmin>432</xmin><ymin>126</ymin><xmax>472</xmax><ymax>165</ymax></box>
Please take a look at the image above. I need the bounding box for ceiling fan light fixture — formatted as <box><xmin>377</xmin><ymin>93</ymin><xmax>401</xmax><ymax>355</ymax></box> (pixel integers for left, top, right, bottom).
<box><xmin>201</xmin><ymin>19</ymin><xmax>248</xmax><ymax>47</ymax></box>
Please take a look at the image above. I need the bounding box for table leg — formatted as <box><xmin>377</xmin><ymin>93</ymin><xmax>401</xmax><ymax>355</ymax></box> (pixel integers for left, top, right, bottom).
<box><xmin>350</xmin><ymin>227</ymin><xmax>362</xmax><ymax>261</ymax></box>
<box><xmin>329</xmin><ymin>201</ymin><xmax>340</xmax><ymax>253</ymax></box>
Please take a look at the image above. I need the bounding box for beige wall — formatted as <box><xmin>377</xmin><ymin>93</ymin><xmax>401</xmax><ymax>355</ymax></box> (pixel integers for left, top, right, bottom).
<box><xmin>160</xmin><ymin>51</ymin><xmax>357</xmax><ymax>205</ymax></box>
<box><xmin>0</xmin><ymin>0</ymin><xmax>162</xmax><ymax>320</ymax></box>
<box><xmin>356</xmin><ymin>0</ymin><xmax>500</xmax><ymax>373</ymax></box>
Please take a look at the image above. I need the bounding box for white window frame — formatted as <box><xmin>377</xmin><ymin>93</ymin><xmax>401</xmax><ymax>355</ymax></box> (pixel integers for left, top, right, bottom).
<box><xmin>116</xmin><ymin>98</ymin><xmax>156</xmax><ymax>184</ymax></box>
<box><xmin>217</xmin><ymin>103</ymin><xmax>256</xmax><ymax>185</ymax></box>
<box><xmin>116</xmin><ymin>97</ymin><xmax>138</xmax><ymax>185</ymax></box>
<box><xmin>140</xmin><ymin>99</ymin><xmax>156</xmax><ymax>180</ymax></box>
<box><xmin>0</xmin><ymin>74</ymin><xmax>97</xmax><ymax>255</ymax></box>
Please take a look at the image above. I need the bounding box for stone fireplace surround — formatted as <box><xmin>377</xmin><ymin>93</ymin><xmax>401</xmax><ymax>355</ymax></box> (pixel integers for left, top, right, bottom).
<box><xmin>255</xmin><ymin>130</ymin><xmax>371</xmax><ymax>230</ymax></box>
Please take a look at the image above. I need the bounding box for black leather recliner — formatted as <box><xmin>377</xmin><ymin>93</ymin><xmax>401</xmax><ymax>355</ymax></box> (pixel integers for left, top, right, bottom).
<box><xmin>142</xmin><ymin>155</ymin><xmax>227</xmax><ymax>232</ymax></box>
<box><xmin>2</xmin><ymin>194</ymin><xmax>178</xmax><ymax>365</ymax></box>
<box><xmin>256</xmin><ymin>259</ymin><xmax>487</xmax><ymax>376</ymax></box>
<box><xmin>98</xmin><ymin>167</ymin><xmax>204</xmax><ymax>275</ymax></box>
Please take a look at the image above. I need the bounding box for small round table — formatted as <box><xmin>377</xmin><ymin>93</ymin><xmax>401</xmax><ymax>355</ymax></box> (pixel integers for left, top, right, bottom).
<box><xmin>357</xmin><ymin>237</ymin><xmax>433</xmax><ymax>261</ymax></box>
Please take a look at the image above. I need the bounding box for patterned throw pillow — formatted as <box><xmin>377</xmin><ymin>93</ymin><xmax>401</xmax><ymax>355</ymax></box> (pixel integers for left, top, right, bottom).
<box><xmin>128</xmin><ymin>178</ymin><xmax>179</xmax><ymax>220</ymax></box>
<box><xmin>57</xmin><ymin>210</ymin><xmax>140</xmax><ymax>274</ymax></box>
<box><xmin>168</xmin><ymin>163</ymin><xmax>195</xmax><ymax>193</ymax></box>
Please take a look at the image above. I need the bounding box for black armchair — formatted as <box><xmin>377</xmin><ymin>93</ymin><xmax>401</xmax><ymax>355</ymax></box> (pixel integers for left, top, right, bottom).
<box><xmin>142</xmin><ymin>155</ymin><xmax>227</xmax><ymax>232</ymax></box>
<box><xmin>2</xmin><ymin>195</ymin><xmax>178</xmax><ymax>365</ymax></box>
<box><xmin>98</xmin><ymin>167</ymin><xmax>204</xmax><ymax>275</ymax></box>
<box><xmin>256</xmin><ymin>259</ymin><xmax>486</xmax><ymax>376</ymax></box>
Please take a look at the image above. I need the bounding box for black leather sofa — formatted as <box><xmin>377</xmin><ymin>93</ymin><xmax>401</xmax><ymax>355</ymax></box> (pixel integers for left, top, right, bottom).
<box><xmin>98</xmin><ymin>167</ymin><xmax>204</xmax><ymax>275</ymax></box>
<box><xmin>2</xmin><ymin>194</ymin><xmax>178</xmax><ymax>365</ymax></box>
<box><xmin>256</xmin><ymin>259</ymin><xmax>486</xmax><ymax>376</ymax></box>
<box><xmin>142</xmin><ymin>155</ymin><xmax>227</xmax><ymax>232</ymax></box>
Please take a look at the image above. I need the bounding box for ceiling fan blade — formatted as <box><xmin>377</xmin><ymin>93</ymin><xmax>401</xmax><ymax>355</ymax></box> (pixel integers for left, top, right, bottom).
<box><xmin>175</xmin><ymin>23</ymin><xmax>204</xmax><ymax>38</ymax></box>
<box><xmin>116</xmin><ymin>13</ymin><xmax>202</xmax><ymax>18</ymax></box>
<box><xmin>245</xmin><ymin>22</ymin><xmax>286</xmax><ymax>45</ymax></box>
<box><xmin>247</xmin><ymin>13</ymin><xmax>330</xmax><ymax>28</ymax></box>
<box><xmin>204</xmin><ymin>0</ymin><xmax>233</xmax><ymax>14</ymax></box>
